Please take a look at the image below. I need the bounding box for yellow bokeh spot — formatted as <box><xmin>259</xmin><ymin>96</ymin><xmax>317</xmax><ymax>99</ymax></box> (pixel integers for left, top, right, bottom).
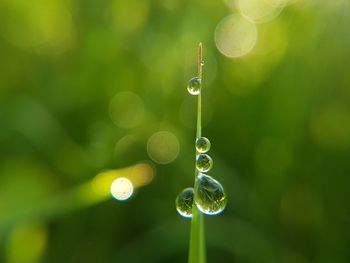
<box><xmin>6</xmin><ymin>224</ymin><xmax>48</xmax><ymax>263</ymax></box>
<box><xmin>0</xmin><ymin>0</ymin><xmax>74</xmax><ymax>52</ymax></box>
<box><xmin>112</xmin><ymin>0</ymin><xmax>149</xmax><ymax>33</ymax></box>
<box><xmin>92</xmin><ymin>163</ymin><xmax>155</xmax><ymax>196</ymax></box>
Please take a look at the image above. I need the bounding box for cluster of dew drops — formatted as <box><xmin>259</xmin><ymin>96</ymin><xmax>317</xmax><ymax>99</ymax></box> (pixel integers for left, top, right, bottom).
<box><xmin>175</xmin><ymin>77</ymin><xmax>227</xmax><ymax>218</ymax></box>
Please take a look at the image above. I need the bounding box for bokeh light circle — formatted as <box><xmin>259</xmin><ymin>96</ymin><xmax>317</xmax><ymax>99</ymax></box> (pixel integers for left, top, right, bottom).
<box><xmin>110</xmin><ymin>177</ymin><xmax>134</xmax><ymax>201</ymax></box>
<box><xmin>109</xmin><ymin>91</ymin><xmax>145</xmax><ymax>129</ymax></box>
<box><xmin>238</xmin><ymin>0</ymin><xmax>284</xmax><ymax>23</ymax></box>
<box><xmin>265</xmin><ymin>0</ymin><xmax>297</xmax><ymax>7</ymax></box>
<box><xmin>215</xmin><ymin>14</ymin><xmax>258</xmax><ymax>58</ymax></box>
<box><xmin>147</xmin><ymin>131</ymin><xmax>180</xmax><ymax>164</ymax></box>
<box><xmin>310</xmin><ymin>106</ymin><xmax>350</xmax><ymax>150</ymax></box>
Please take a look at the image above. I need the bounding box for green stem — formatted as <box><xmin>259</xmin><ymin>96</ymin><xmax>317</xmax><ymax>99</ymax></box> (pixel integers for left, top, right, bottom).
<box><xmin>188</xmin><ymin>43</ymin><xmax>206</xmax><ymax>263</ymax></box>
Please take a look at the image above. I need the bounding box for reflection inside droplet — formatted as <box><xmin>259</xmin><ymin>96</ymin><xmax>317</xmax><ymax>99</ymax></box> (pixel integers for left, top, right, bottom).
<box><xmin>195</xmin><ymin>174</ymin><xmax>227</xmax><ymax>215</ymax></box>
<box><xmin>196</xmin><ymin>154</ymin><xmax>213</xmax><ymax>172</ymax></box>
<box><xmin>195</xmin><ymin>137</ymin><xmax>211</xmax><ymax>153</ymax></box>
<box><xmin>175</xmin><ymin>187</ymin><xmax>194</xmax><ymax>218</ymax></box>
<box><xmin>187</xmin><ymin>77</ymin><xmax>201</xmax><ymax>95</ymax></box>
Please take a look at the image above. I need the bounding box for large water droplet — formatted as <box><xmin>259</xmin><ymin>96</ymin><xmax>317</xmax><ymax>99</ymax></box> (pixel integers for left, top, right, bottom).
<box><xmin>196</xmin><ymin>154</ymin><xmax>213</xmax><ymax>172</ymax></box>
<box><xmin>195</xmin><ymin>174</ymin><xmax>227</xmax><ymax>215</ymax></box>
<box><xmin>195</xmin><ymin>137</ymin><xmax>211</xmax><ymax>153</ymax></box>
<box><xmin>175</xmin><ymin>187</ymin><xmax>194</xmax><ymax>218</ymax></box>
<box><xmin>187</xmin><ymin>77</ymin><xmax>201</xmax><ymax>95</ymax></box>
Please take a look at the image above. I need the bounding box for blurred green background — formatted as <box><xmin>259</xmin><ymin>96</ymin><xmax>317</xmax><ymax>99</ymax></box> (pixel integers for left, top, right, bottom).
<box><xmin>1</xmin><ymin>0</ymin><xmax>350</xmax><ymax>262</ymax></box>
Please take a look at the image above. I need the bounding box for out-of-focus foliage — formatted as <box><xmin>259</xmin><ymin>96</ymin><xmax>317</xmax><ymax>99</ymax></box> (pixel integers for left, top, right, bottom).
<box><xmin>0</xmin><ymin>0</ymin><xmax>350</xmax><ymax>262</ymax></box>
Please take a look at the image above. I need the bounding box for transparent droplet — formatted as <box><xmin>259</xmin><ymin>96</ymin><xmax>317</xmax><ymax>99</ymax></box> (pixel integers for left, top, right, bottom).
<box><xmin>187</xmin><ymin>77</ymin><xmax>201</xmax><ymax>95</ymax></box>
<box><xmin>175</xmin><ymin>188</ymin><xmax>194</xmax><ymax>218</ymax></box>
<box><xmin>201</xmin><ymin>60</ymin><xmax>205</xmax><ymax>66</ymax></box>
<box><xmin>195</xmin><ymin>174</ymin><xmax>227</xmax><ymax>215</ymax></box>
<box><xmin>196</xmin><ymin>154</ymin><xmax>213</xmax><ymax>172</ymax></box>
<box><xmin>195</xmin><ymin>137</ymin><xmax>211</xmax><ymax>153</ymax></box>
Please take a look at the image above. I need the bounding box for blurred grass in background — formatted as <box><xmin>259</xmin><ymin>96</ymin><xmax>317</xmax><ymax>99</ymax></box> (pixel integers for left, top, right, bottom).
<box><xmin>0</xmin><ymin>0</ymin><xmax>350</xmax><ymax>262</ymax></box>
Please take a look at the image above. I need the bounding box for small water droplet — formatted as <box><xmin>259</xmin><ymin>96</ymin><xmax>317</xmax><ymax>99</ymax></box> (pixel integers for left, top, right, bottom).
<box><xmin>195</xmin><ymin>174</ymin><xmax>227</xmax><ymax>215</ymax></box>
<box><xmin>175</xmin><ymin>187</ymin><xmax>194</xmax><ymax>218</ymax></box>
<box><xmin>187</xmin><ymin>77</ymin><xmax>201</xmax><ymax>95</ymax></box>
<box><xmin>196</xmin><ymin>154</ymin><xmax>213</xmax><ymax>172</ymax></box>
<box><xmin>195</xmin><ymin>137</ymin><xmax>211</xmax><ymax>153</ymax></box>
<box><xmin>201</xmin><ymin>60</ymin><xmax>205</xmax><ymax>66</ymax></box>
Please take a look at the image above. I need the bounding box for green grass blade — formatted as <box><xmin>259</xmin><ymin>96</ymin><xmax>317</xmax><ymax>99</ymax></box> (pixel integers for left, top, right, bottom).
<box><xmin>189</xmin><ymin>43</ymin><xmax>206</xmax><ymax>263</ymax></box>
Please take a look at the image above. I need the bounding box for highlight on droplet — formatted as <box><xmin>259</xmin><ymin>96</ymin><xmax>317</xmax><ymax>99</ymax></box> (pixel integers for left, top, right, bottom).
<box><xmin>196</xmin><ymin>154</ymin><xmax>213</xmax><ymax>173</ymax></box>
<box><xmin>187</xmin><ymin>77</ymin><xmax>202</xmax><ymax>95</ymax></box>
<box><xmin>175</xmin><ymin>187</ymin><xmax>194</xmax><ymax>218</ymax></box>
<box><xmin>195</xmin><ymin>174</ymin><xmax>227</xmax><ymax>215</ymax></box>
<box><xmin>110</xmin><ymin>177</ymin><xmax>134</xmax><ymax>201</ymax></box>
<box><xmin>195</xmin><ymin>137</ymin><xmax>211</xmax><ymax>153</ymax></box>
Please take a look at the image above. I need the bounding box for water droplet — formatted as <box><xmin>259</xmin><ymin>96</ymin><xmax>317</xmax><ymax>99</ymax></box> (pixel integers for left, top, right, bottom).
<box><xmin>201</xmin><ymin>60</ymin><xmax>205</xmax><ymax>66</ymax></box>
<box><xmin>195</xmin><ymin>137</ymin><xmax>211</xmax><ymax>153</ymax></box>
<box><xmin>187</xmin><ymin>77</ymin><xmax>201</xmax><ymax>95</ymax></box>
<box><xmin>195</xmin><ymin>174</ymin><xmax>227</xmax><ymax>215</ymax></box>
<box><xmin>175</xmin><ymin>187</ymin><xmax>194</xmax><ymax>218</ymax></box>
<box><xmin>196</xmin><ymin>154</ymin><xmax>213</xmax><ymax>172</ymax></box>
